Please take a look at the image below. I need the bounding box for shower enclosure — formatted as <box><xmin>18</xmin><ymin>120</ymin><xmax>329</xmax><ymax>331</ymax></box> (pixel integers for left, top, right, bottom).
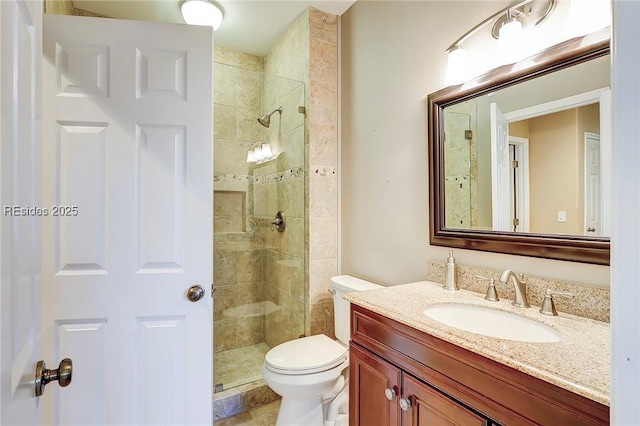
<box><xmin>444</xmin><ymin>100</ymin><xmax>478</xmax><ymax>230</ymax></box>
<box><xmin>212</xmin><ymin>56</ymin><xmax>306</xmax><ymax>393</ymax></box>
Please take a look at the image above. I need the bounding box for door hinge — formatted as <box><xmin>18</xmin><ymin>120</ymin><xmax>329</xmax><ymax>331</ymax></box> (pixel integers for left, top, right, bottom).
<box><xmin>465</xmin><ymin>130</ymin><xmax>473</xmax><ymax>140</ymax></box>
<box><xmin>513</xmin><ymin>218</ymin><xmax>520</xmax><ymax>226</ymax></box>
<box><xmin>512</xmin><ymin>160</ymin><xmax>519</xmax><ymax>169</ymax></box>
<box><xmin>211</xmin><ymin>283</ymin><xmax>215</xmax><ymax>297</ymax></box>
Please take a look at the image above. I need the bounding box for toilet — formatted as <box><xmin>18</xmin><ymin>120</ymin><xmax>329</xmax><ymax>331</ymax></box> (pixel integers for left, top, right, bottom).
<box><xmin>262</xmin><ymin>275</ymin><xmax>382</xmax><ymax>426</ymax></box>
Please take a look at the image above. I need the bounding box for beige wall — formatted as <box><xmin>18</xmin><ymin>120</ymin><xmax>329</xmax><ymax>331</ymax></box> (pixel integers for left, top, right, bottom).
<box><xmin>529</xmin><ymin>109</ymin><xmax>581</xmax><ymax>234</ymax></box>
<box><xmin>512</xmin><ymin>104</ymin><xmax>600</xmax><ymax>235</ymax></box>
<box><xmin>340</xmin><ymin>1</ymin><xmax>609</xmax><ymax>288</ymax></box>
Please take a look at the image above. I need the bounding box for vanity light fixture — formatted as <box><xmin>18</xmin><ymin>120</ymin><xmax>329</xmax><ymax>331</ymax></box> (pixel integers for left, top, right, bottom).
<box><xmin>444</xmin><ymin>0</ymin><xmax>556</xmax><ymax>85</ymax></box>
<box><xmin>246</xmin><ymin>142</ymin><xmax>275</xmax><ymax>164</ymax></box>
<box><xmin>180</xmin><ymin>0</ymin><xmax>224</xmax><ymax>30</ymax></box>
<box><xmin>565</xmin><ymin>0</ymin><xmax>611</xmax><ymax>38</ymax></box>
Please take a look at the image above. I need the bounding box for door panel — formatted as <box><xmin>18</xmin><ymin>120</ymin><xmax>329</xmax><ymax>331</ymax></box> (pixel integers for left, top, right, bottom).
<box><xmin>57</xmin><ymin>321</ymin><xmax>108</xmax><ymax>425</ymax></box>
<box><xmin>42</xmin><ymin>14</ymin><xmax>213</xmax><ymax>425</ymax></box>
<box><xmin>0</xmin><ymin>1</ymin><xmax>42</xmax><ymax>424</ymax></box>
<box><xmin>350</xmin><ymin>344</ymin><xmax>401</xmax><ymax>426</ymax></box>
<box><xmin>402</xmin><ymin>374</ymin><xmax>488</xmax><ymax>426</ymax></box>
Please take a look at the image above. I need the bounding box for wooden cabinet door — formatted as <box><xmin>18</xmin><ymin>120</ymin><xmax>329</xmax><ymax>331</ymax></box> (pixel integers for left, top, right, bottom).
<box><xmin>350</xmin><ymin>344</ymin><xmax>402</xmax><ymax>426</ymax></box>
<box><xmin>401</xmin><ymin>374</ymin><xmax>489</xmax><ymax>426</ymax></box>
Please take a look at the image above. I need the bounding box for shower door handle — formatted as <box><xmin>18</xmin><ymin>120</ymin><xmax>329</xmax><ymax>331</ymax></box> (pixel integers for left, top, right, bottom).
<box><xmin>186</xmin><ymin>285</ymin><xmax>205</xmax><ymax>302</ymax></box>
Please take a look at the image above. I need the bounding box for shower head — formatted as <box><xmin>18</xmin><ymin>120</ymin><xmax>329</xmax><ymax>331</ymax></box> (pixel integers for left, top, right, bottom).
<box><xmin>257</xmin><ymin>106</ymin><xmax>283</xmax><ymax>128</ymax></box>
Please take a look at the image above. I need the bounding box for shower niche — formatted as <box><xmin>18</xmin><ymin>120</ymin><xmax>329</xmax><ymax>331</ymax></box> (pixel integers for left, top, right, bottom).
<box><xmin>213</xmin><ymin>53</ymin><xmax>306</xmax><ymax>394</ymax></box>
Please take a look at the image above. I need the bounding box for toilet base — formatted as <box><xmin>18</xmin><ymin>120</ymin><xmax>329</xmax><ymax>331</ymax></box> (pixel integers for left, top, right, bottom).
<box><xmin>275</xmin><ymin>397</ymin><xmax>324</xmax><ymax>426</ymax></box>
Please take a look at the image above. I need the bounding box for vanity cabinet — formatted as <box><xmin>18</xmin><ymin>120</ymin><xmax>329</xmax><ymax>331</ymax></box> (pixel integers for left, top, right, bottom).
<box><xmin>350</xmin><ymin>344</ymin><xmax>489</xmax><ymax>426</ymax></box>
<box><xmin>349</xmin><ymin>305</ymin><xmax>609</xmax><ymax>426</ymax></box>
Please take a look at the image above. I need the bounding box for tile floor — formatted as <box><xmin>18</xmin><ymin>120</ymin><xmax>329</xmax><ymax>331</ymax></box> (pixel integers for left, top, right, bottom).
<box><xmin>213</xmin><ymin>399</ymin><xmax>281</xmax><ymax>426</ymax></box>
<box><xmin>214</xmin><ymin>343</ymin><xmax>271</xmax><ymax>392</ymax></box>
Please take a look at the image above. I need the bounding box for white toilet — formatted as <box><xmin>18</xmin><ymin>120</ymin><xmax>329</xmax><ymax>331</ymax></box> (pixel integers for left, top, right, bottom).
<box><xmin>262</xmin><ymin>275</ymin><xmax>382</xmax><ymax>426</ymax></box>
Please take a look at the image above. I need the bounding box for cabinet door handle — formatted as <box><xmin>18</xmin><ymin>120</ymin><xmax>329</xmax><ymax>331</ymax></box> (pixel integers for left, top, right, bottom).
<box><xmin>399</xmin><ymin>397</ymin><xmax>412</xmax><ymax>411</ymax></box>
<box><xmin>384</xmin><ymin>387</ymin><xmax>397</xmax><ymax>400</ymax></box>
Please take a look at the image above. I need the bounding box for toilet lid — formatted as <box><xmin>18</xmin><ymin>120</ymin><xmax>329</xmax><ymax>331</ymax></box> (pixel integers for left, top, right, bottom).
<box><xmin>265</xmin><ymin>334</ymin><xmax>347</xmax><ymax>374</ymax></box>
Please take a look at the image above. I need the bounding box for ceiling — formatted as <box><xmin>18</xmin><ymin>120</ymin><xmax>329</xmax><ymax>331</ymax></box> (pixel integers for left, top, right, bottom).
<box><xmin>72</xmin><ymin>0</ymin><xmax>356</xmax><ymax>56</ymax></box>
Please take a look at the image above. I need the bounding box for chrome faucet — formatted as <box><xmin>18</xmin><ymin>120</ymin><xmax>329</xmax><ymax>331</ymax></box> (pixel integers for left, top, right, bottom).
<box><xmin>499</xmin><ymin>270</ymin><xmax>530</xmax><ymax>308</ymax></box>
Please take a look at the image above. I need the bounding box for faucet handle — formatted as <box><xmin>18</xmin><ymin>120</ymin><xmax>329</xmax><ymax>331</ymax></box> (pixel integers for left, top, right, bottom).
<box><xmin>539</xmin><ymin>289</ymin><xmax>575</xmax><ymax>316</ymax></box>
<box><xmin>476</xmin><ymin>275</ymin><xmax>499</xmax><ymax>302</ymax></box>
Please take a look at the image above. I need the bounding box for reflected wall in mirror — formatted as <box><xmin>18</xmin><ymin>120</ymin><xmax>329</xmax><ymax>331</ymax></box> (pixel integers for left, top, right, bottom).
<box><xmin>428</xmin><ymin>31</ymin><xmax>610</xmax><ymax>265</ymax></box>
<box><xmin>443</xmin><ymin>55</ymin><xmax>610</xmax><ymax>237</ymax></box>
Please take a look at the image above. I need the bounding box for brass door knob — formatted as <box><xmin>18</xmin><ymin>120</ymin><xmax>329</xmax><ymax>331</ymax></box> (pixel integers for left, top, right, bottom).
<box><xmin>35</xmin><ymin>358</ymin><xmax>72</xmax><ymax>397</ymax></box>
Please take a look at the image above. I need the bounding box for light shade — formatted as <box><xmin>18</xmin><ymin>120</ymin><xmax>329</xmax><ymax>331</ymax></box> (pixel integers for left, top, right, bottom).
<box><xmin>496</xmin><ymin>18</ymin><xmax>525</xmax><ymax>66</ymax></box>
<box><xmin>181</xmin><ymin>0</ymin><xmax>224</xmax><ymax>30</ymax></box>
<box><xmin>261</xmin><ymin>143</ymin><xmax>273</xmax><ymax>159</ymax></box>
<box><xmin>565</xmin><ymin>0</ymin><xmax>611</xmax><ymax>38</ymax></box>
<box><xmin>444</xmin><ymin>47</ymin><xmax>470</xmax><ymax>86</ymax></box>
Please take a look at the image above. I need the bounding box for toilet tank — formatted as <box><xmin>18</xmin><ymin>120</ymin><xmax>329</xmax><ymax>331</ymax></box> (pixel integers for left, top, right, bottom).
<box><xmin>331</xmin><ymin>275</ymin><xmax>383</xmax><ymax>345</ymax></box>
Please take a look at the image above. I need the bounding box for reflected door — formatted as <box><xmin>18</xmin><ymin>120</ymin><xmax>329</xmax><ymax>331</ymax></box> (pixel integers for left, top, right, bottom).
<box><xmin>490</xmin><ymin>103</ymin><xmax>511</xmax><ymax>231</ymax></box>
<box><xmin>585</xmin><ymin>132</ymin><xmax>602</xmax><ymax>236</ymax></box>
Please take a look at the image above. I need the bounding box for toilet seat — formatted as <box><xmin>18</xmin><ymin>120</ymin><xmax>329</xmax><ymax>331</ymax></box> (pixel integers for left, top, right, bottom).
<box><xmin>265</xmin><ymin>334</ymin><xmax>348</xmax><ymax>375</ymax></box>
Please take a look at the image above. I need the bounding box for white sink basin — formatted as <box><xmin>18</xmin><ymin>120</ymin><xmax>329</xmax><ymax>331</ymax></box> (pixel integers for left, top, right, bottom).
<box><xmin>424</xmin><ymin>303</ymin><xmax>561</xmax><ymax>343</ymax></box>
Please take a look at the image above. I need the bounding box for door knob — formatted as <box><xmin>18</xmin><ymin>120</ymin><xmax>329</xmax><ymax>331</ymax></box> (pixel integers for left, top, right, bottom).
<box><xmin>384</xmin><ymin>387</ymin><xmax>397</xmax><ymax>400</ymax></box>
<box><xmin>399</xmin><ymin>397</ymin><xmax>412</xmax><ymax>411</ymax></box>
<box><xmin>35</xmin><ymin>358</ymin><xmax>72</xmax><ymax>397</ymax></box>
<box><xmin>186</xmin><ymin>285</ymin><xmax>205</xmax><ymax>302</ymax></box>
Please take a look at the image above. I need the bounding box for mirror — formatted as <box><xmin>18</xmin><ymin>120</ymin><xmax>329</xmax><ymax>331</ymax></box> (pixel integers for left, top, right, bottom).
<box><xmin>428</xmin><ymin>32</ymin><xmax>610</xmax><ymax>265</ymax></box>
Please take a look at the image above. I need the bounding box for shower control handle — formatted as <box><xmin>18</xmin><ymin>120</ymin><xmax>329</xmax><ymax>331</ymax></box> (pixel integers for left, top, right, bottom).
<box><xmin>271</xmin><ymin>211</ymin><xmax>286</xmax><ymax>232</ymax></box>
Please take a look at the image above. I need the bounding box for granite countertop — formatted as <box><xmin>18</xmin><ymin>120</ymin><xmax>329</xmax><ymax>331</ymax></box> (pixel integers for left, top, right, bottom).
<box><xmin>344</xmin><ymin>281</ymin><xmax>610</xmax><ymax>406</ymax></box>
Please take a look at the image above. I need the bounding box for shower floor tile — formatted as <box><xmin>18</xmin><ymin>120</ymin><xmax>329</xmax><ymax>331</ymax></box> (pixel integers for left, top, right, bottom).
<box><xmin>214</xmin><ymin>343</ymin><xmax>271</xmax><ymax>392</ymax></box>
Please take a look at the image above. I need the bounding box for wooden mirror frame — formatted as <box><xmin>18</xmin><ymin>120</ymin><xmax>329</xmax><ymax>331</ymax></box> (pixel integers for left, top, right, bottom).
<box><xmin>428</xmin><ymin>32</ymin><xmax>611</xmax><ymax>265</ymax></box>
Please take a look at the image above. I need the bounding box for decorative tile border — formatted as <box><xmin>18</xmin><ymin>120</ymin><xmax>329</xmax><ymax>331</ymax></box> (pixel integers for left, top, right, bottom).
<box><xmin>427</xmin><ymin>260</ymin><xmax>610</xmax><ymax>322</ymax></box>
<box><xmin>214</xmin><ymin>173</ymin><xmax>253</xmax><ymax>184</ymax></box>
<box><xmin>253</xmin><ymin>166</ymin><xmax>304</xmax><ymax>185</ymax></box>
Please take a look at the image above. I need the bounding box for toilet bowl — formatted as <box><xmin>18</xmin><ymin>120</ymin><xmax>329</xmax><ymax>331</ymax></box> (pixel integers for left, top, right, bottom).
<box><xmin>262</xmin><ymin>275</ymin><xmax>382</xmax><ymax>426</ymax></box>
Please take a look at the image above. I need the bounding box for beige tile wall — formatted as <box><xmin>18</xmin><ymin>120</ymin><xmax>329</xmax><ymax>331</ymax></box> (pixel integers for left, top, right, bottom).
<box><xmin>260</xmin><ymin>14</ymin><xmax>309</xmax><ymax>347</ymax></box>
<box><xmin>307</xmin><ymin>8</ymin><xmax>339</xmax><ymax>338</ymax></box>
<box><xmin>213</xmin><ymin>47</ymin><xmax>266</xmax><ymax>353</ymax></box>
<box><xmin>264</xmin><ymin>7</ymin><xmax>339</xmax><ymax>339</ymax></box>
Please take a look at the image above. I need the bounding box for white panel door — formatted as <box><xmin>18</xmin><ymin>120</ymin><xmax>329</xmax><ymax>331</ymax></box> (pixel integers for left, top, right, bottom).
<box><xmin>584</xmin><ymin>132</ymin><xmax>601</xmax><ymax>236</ymax></box>
<box><xmin>490</xmin><ymin>102</ymin><xmax>511</xmax><ymax>231</ymax></box>
<box><xmin>0</xmin><ymin>0</ymin><xmax>42</xmax><ymax>424</ymax></box>
<box><xmin>42</xmin><ymin>15</ymin><xmax>213</xmax><ymax>425</ymax></box>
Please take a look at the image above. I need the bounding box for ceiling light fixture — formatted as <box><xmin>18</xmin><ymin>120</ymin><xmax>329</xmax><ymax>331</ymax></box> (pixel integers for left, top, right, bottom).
<box><xmin>180</xmin><ymin>0</ymin><xmax>224</xmax><ymax>30</ymax></box>
<box><xmin>444</xmin><ymin>0</ymin><xmax>556</xmax><ymax>85</ymax></box>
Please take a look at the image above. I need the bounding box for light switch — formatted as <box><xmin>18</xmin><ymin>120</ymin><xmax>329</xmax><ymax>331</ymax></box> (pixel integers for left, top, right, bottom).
<box><xmin>557</xmin><ymin>211</ymin><xmax>567</xmax><ymax>223</ymax></box>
